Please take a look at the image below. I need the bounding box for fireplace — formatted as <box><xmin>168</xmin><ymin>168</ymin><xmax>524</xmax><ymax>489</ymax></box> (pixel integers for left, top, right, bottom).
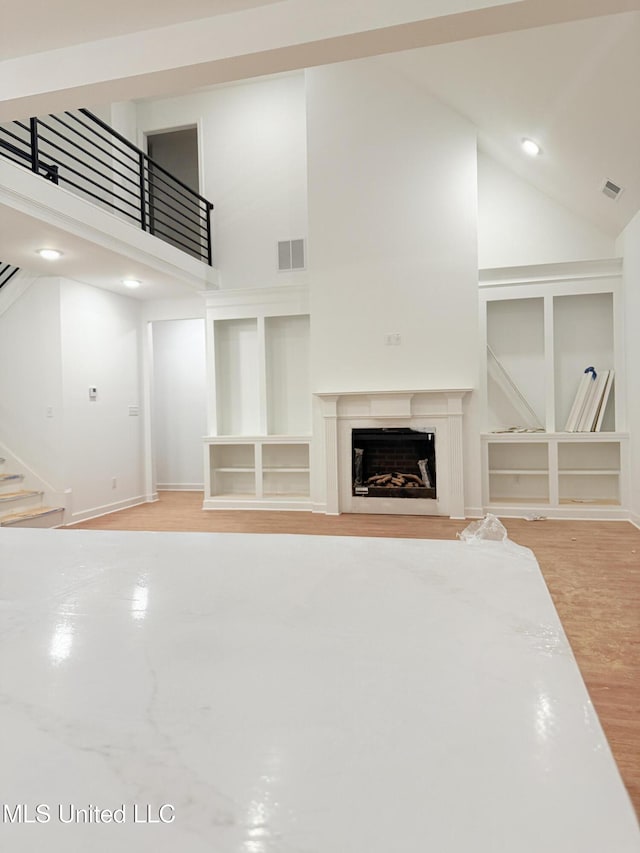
<box><xmin>352</xmin><ymin>428</ymin><xmax>436</xmax><ymax>499</ymax></box>
<box><xmin>315</xmin><ymin>388</ymin><xmax>470</xmax><ymax>518</ymax></box>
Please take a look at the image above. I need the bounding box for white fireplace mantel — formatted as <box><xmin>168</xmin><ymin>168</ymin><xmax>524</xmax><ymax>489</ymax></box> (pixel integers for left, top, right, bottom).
<box><xmin>314</xmin><ymin>389</ymin><xmax>471</xmax><ymax>518</ymax></box>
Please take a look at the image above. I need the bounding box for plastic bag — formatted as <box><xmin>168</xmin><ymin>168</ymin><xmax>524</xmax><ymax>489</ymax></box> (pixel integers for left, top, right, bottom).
<box><xmin>457</xmin><ymin>513</ymin><xmax>508</xmax><ymax>543</ymax></box>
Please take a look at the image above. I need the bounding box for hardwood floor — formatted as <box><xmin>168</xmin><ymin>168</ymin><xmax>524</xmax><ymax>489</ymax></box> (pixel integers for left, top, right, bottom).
<box><xmin>66</xmin><ymin>491</ymin><xmax>640</xmax><ymax>817</ymax></box>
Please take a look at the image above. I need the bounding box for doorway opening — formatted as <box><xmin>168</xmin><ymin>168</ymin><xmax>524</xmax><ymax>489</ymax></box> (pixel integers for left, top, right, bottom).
<box><xmin>151</xmin><ymin>318</ymin><xmax>206</xmax><ymax>492</ymax></box>
<box><xmin>146</xmin><ymin>127</ymin><xmax>202</xmax><ymax>259</ymax></box>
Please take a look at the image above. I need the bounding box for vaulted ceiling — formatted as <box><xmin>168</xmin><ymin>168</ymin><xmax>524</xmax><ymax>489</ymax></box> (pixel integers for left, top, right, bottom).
<box><xmin>0</xmin><ymin>0</ymin><xmax>282</xmax><ymax>60</ymax></box>
<box><xmin>384</xmin><ymin>11</ymin><xmax>640</xmax><ymax>235</ymax></box>
<box><xmin>2</xmin><ymin>0</ymin><xmax>639</xmax><ymax>255</ymax></box>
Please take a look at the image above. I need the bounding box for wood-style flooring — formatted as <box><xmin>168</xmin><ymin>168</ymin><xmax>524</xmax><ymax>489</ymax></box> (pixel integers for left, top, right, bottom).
<box><xmin>66</xmin><ymin>491</ymin><xmax>640</xmax><ymax>818</ymax></box>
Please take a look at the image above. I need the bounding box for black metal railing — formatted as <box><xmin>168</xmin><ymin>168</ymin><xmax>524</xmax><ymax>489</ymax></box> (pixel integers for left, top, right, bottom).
<box><xmin>0</xmin><ymin>109</ymin><xmax>214</xmax><ymax>265</ymax></box>
<box><xmin>0</xmin><ymin>262</ymin><xmax>20</xmax><ymax>290</ymax></box>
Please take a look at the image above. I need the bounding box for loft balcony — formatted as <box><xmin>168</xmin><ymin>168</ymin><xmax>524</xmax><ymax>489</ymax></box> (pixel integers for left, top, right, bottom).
<box><xmin>0</xmin><ymin>109</ymin><xmax>217</xmax><ymax>297</ymax></box>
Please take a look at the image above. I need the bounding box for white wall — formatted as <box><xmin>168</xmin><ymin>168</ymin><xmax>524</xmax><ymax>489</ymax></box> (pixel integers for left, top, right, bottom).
<box><xmin>0</xmin><ymin>276</ymin><xmax>146</xmax><ymax>520</ymax></box>
<box><xmin>478</xmin><ymin>152</ymin><xmax>615</xmax><ymax>268</ymax></box>
<box><xmin>619</xmin><ymin>209</ymin><xmax>640</xmax><ymax>522</ymax></box>
<box><xmin>109</xmin><ymin>101</ymin><xmax>138</xmax><ymax>146</ymax></box>
<box><xmin>152</xmin><ymin>319</ymin><xmax>206</xmax><ymax>489</ymax></box>
<box><xmin>0</xmin><ymin>277</ymin><xmax>64</xmax><ymax>488</ymax></box>
<box><xmin>307</xmin><ymin>57</ymin><xmax>479</xmax><ymax>391</ymax></box>
<box><xmin>142</xmin><ymin>296</ymin><xmax>205</xmax><ymax>324</ymax></box>
<box><xmin>306</xmin><ymin>57</ymin><xmax>482</xmax><ymax>512</ymax></box>
<box><xmin>135</xmin><ymin>73</ymin><xmax>308</xmax><ymax>290</ymax></box>
<box><xmin>60</xmin><ymin>279</ymin><xmax>144</xmax><ymax>519</ymax></box>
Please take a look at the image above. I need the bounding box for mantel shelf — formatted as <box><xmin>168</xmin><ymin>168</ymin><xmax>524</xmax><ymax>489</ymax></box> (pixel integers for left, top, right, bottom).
<box><xmin>314</xmin><ymin>388</ymin><xmax>472</xmax><ymax>397</ymax></box>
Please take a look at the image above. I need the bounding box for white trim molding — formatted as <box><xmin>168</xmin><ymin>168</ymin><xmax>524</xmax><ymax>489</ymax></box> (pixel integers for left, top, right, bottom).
<box><xmin>314</xmin><ymin>388</ymin><xmax>471</xmax><ymax>519</ymax></box>
<box><xmin>479</xmin><ymin>257</ymin><xmax>623</xmax><ymax>288</ymax></box>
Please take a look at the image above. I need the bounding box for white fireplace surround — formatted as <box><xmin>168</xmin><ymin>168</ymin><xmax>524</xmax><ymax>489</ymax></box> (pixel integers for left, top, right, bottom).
<box><xmin>315</xmin><ymin>389</ymin><xmax>471</xmax><ymax>518</ymax></box>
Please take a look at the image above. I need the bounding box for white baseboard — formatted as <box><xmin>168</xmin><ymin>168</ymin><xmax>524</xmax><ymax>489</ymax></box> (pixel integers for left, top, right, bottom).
<box><xmin>629</xmin><ymin>511</ymin><xmax>640</xmax><ymax>530</ymax></box>
<box><xmin>464</xmin><ymin>506</ymin><xmax>484</xmax><ymax>519</ymax></box>
<box><xmin>157</xmin><ymin>484</ymin><xmax>204</xmax><ymax>491</ymax></box>
<box><xmin>67</xmin><ymin>495</ymin><xmax>149</xmax><ymax>524</ymax></box>
<box><xmin>203</xmin><ymin>498</ymin><xmax>312</xmax><ymax>511</ymax></box>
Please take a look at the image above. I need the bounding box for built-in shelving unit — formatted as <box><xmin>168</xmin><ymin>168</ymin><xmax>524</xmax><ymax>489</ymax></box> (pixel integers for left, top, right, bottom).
<box><xmin>557</xmin><ymin>439</ymin><xmax>621</xmax><ymax>507</ymax></box>
<box><xmin>480</xmin><ymin>260</ymin><xmax>628</xmax><ymax>519</ymax></box>
<box><xmin>203</xmin><ymin>285</ymin><xmax>312</xmax><ymax>510</ymax></box>
<box><xmin>487</xmin><ymin>440</ymin><xmax>550</xmax><ymax>505</ymax></box>
<box><xmin>205</xmin><ymin>436</ymin><xmax>311</xmax><ymax>508</ymax></box>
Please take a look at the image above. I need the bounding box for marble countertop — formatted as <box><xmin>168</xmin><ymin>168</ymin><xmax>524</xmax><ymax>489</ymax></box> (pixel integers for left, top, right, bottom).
<box><xmin>0</xmin><ymin>528</ymin><xmax>637</xmax><ymax>852</ymax></box>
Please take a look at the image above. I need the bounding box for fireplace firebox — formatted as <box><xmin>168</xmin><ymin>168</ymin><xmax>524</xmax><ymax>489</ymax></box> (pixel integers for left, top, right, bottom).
<box><xmin>352</xmin><ymin>428</ymin><xmax>436</xmax><ymax>499</ymax></box>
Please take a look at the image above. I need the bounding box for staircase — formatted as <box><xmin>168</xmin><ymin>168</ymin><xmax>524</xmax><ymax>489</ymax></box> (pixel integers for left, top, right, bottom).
<box><xmin>0</xmin><ymin>457</ymin><xmax>65</xmax><ymax>528</ymax></box>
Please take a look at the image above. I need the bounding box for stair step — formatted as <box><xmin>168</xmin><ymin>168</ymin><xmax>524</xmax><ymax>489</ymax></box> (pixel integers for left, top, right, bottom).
<box><xmin>0</xmin><ymin>489</ymin><xmax>43</xmax><ymax>503</ymax></box>
<box><xmin>0</xmin><ymin>473</ymin><xmax>23</xmax><ymax>483</ymax></box>
<box><xmin>0</xmin><ymin>506</ymin><xmax>64</xmax><ymax>527</ymax></box>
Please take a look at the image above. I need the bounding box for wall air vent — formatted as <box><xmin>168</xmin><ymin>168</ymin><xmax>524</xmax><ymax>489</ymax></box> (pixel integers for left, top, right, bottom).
<box><xmin>601</xmin><ymin>179</ymin><xmax>623</xmax><ymax>201</ymax></box>
<box><xmin>278</xmin><ymin>239</ymin><xmax>305</xmax><ymax>271</ymax></box>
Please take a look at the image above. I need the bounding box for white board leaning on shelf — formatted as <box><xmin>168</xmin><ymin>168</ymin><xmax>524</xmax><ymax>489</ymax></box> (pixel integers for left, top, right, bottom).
<box><xmin>594</xmin><ymin>371</ymin><xmax>615</xmax><ymax>432</ymax></box>
<box><xmin>486</xmin><ymin>345</ymin><xmax>544</xmax><ymax>431</ymax></box>
<box><xmin>577</xmin><ymin>369</ymin><xmax>603</xmax><ymax>431</ymax></box>
<box><xmin>564</xmin><ymin>369</ymin><xmax>614</xmax><ymax>433</ymax></box>
<box><xmin>564</xmin><ymin>371</ymin><xmax>593</xmax><ymax>432</ymax></box>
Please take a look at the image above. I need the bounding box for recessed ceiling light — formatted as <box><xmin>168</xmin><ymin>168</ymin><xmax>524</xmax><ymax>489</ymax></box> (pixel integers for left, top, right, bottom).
<box><xmin>37</xmin><ymin>248</ymin><xmax>63</xmax><ymax>260</ymax></box>
<box><xmin>122</xmin><ymin>279</ymin><xmax>141</xmax><ymax>289</ymax></box>
<box><xmin>521</xmin><ymin>138</ymin><xmax>541</xmax><ymax>157</ymax></box>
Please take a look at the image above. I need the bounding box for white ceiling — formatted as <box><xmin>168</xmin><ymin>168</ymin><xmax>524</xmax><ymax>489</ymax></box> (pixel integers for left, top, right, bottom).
<box><xmin>0</xmin><ymin>0</ymin><xmax>281</xmax><ymax>60</ymax></box>
<box><xmin>1</xmin><ymin>1</ymin><xmax>639</xmax><ymax>291</ymax></box>
<box><xmin>0</xmin><ymin>201</ymin><xmax>213</xmax><ymax>301</ymax></box>
<box><xmin>383</xmin><ymin>12</ymin><xmax>640</xmax><ymax>236</ymax></box>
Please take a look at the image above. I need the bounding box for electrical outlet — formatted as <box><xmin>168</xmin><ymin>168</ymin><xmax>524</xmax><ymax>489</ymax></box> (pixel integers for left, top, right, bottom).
<box><xmin>384</xmin><ymin>333</ymin><xmax>401</xmax><ymax>346</ymax></box>
<box><xmin>46</xmin><ymin>406</ymin><xmax>54</xmax><ymax>418</ymax></box>
<box><xmin>112</xmin><ymin>477</ymin><xmax>117</xmax><ymax>489</ymax></box>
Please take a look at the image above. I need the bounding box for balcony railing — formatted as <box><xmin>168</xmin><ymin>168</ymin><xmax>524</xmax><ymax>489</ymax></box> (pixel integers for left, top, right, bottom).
<box><xmin>0</xmin><ymin>262</ymin><xmax>20</xmax><ymax>290</ymax></box>
<box><xmin>0</xmin><ymin>109</ymin><xmax>214</xmax><ymax>266</ymax></box>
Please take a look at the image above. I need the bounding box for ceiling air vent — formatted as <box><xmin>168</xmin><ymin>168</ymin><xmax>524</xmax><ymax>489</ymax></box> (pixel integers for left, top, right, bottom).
<box><xmin>601</xmin><ymin>179</ymin><xmax>623</xmax><ymax>201</ymax></box>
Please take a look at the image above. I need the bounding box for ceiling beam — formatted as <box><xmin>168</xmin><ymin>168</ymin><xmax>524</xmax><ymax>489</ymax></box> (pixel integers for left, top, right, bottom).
<box><xmin>1</xmin><ymin>0</ymin><xmax>638</xmax><ymax>120</ymax></box>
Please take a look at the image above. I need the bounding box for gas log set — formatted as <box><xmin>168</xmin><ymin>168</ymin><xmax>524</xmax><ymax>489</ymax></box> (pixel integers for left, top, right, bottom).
<box><xmin>352</xmin><ymin>428</ymin><xmax>436</xmax><ymax>500</ymax></box>
<box><xmin>365</xmin><ymin>472</ymin><xmax>425</xmax><ymax>488</ymax></box>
